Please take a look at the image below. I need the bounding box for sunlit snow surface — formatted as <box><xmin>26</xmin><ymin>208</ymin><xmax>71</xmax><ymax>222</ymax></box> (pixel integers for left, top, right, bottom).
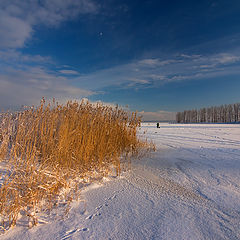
<box><xmin>2</xmin><ymin>123</ymin><xmax>240</xmax><ymax>240</ymax></box>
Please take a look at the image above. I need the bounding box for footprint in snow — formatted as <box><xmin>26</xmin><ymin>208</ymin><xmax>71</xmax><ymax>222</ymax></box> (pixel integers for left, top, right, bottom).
<box><xmin>86</xmin><ymin>212</ymin><xmax>102</xmax><ymax>220</ymax></box>
<box><xmin>109</xmin><ymin>194</ymin><xmax>116</xmax><ymax>200</ymax></box>
<box><xmin>85</xmin><ymin>194</ymin><xmax>117</xmax><ymax>220</ymax></box>
<box><xmin>60</xmin><ymin>228</ymin><xmax>89</xmax><ymax>240</ymax></box>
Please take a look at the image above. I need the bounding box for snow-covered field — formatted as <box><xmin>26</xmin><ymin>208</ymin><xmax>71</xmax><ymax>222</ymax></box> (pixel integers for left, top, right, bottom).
<box><xmin>2</xmin><ymin>123</ymin><xmax>240</xmax><ymax>240</ymax></box>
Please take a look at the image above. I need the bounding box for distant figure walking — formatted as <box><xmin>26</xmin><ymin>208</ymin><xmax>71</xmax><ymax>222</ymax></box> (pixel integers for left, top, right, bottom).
<box><xmin>157</xmin><ymin>123</ymin><xmax>160</xmax><ymax>128</ymax></box>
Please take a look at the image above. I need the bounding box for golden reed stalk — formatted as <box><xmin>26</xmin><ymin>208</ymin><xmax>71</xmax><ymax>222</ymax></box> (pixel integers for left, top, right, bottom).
<box><xmin>0</xmin><ymin>99</ymin><xmax>149</xmax><ymax>231</ymax></box>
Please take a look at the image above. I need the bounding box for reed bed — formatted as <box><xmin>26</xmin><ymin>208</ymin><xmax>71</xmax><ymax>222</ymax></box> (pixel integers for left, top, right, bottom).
<box><xmin>0</xmin><ymin>99</ymin><xmax>149</xmax><ymax>231</ymax></box>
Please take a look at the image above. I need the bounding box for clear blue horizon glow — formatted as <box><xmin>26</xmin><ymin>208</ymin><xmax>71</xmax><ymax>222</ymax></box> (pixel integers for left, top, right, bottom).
<box><xmin>1</xmin><ymin>0</ymin><xmax>240</xmax><ymax>120</ymax></box>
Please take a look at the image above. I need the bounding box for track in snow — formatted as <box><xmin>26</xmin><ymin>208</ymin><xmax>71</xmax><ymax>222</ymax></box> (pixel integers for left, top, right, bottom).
<box><xmin>2</xmin><ymin>123</ymin><xmax>240</xmax><ymax>240</ymax></box>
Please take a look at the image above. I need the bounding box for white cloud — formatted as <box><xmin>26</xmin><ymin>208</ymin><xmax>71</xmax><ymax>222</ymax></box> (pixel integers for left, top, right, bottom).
<box><xmin>73</xmin><ymin>51</ymin><xmax>240</xmax><ymax>90</ymax></box>
<box><xmin>0</xmin><ymin>49</ymin><xmax>52</xmax><ymax>64</ymax></box>
<box><xmin>0</xmin><ymin>0</ymin><xmax>98</xmax><ymax>49</ymax></box>
<box><xmin>0</xmin><ymin>11</ymin><xmax>32</xmax><ymax>48</ymax></box>
<box><xmin>59</xmin><ymin>69</ymin><xmax>80</xmax><ymax>75</ymax></box>
<box><xmin>138</xmin><ymin>58</ymin><xmax>160</xmax><ymax>66</ymax></box>
<box><xmin>213</xmin><ymin>53</ymin><xmax>240</xmax><ymax>64</ymax></box>
<box><xmin>0</xmin><ymin>0</ymin><xmax>98</xmax><ymax>109</ymax></box>
<box><xmin>0</xmin><ymin>66</ymin><xmax>94</xmax><ymax>109</ymax></box>
<box><xmin>128</xmin><ymin>78</ymin><xmax>150</xmax><ymax>84</ymax></box>
<box><xmin>138</xmin><ymin>58</ymin><xmax>178</xmax><ymax>67</ymax></box>
<box><xmin>180</xmin><ymin>54</ymin><xmax>201</xmax><ymax>59</ymax></box>
<box><xmin>150</xmin><ymin>74</ymin><xmax>166</xmax><ymax>80</ymax></box>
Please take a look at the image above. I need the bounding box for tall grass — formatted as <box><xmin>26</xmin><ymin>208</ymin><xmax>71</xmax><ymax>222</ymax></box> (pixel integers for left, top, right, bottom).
<box><xmin>0</xmin><ymin>99</ymin><xmax>149</xmax><ymax>231</ymax></box>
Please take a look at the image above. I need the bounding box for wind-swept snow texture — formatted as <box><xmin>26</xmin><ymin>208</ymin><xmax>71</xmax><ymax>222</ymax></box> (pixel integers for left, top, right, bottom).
<box><xmin>2</xmin><ymin>123</ymin><xmax>240</xmax><ymax>240</ymax></box>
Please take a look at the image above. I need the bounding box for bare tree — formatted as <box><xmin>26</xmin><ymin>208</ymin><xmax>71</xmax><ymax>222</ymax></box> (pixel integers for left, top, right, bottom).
<box><xmin>176</xmin><ymin>102</ymin><xmax>240</xmax><ymax>123</ymax></box>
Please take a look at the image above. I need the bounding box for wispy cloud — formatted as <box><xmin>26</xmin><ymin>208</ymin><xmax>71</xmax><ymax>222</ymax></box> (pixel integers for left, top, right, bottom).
<box><xmin>0</xmin><ymin>49</ymin><xmax>52</xmax><ymax>64</ymax></box>
<box><xmin>139</xmin><ymin>58</ymin><xmax>179</xmax><ymax>67</ymax></box>
<box><xmin>73</xmin><ymin>51</ymin><xmax>240</xmax><ymax>90</ymax></box>
<box><xmin>213</xmin><ymin>53</ymin><xmax>240</xmax><ymax>64</ymax></box>
<box><xmin>2</xmin><ymin>48</ymin><xmax>239</xmax><ymax>109</ymax></box>
<box><xmin>59</xmin><ymin>69</ymin><xmax>80</xmax><ymax>75</ymax></box>
<box><xmin>0</xmin><ymin>0</ymin><xmax>98</xmax><ymax>49</ymax></box>
<box><xmin>0</xmin><ymin>66</ymin><xmax>94</xmax><ymax>109</ymax></box>
<box><xmin>0</xmin><ymin>47</ymin><xmax>93</xmax><ymax>109</ymax></box>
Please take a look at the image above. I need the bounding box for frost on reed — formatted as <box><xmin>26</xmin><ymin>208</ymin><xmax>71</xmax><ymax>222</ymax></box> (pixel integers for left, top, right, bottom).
<box><xmin>0</xmin><ymin>99</ymin><xmax>148</xmax><ymax>231</ymax></box>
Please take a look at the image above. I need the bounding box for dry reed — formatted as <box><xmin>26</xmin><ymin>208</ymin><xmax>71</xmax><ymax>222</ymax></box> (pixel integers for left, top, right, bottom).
<box><xmin>0</xmin><ymin>99</ymin><xmax>149</xmax><ymax>231</ymax></box>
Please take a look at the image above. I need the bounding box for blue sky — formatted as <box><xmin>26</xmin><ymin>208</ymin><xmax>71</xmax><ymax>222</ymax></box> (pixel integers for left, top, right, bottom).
<box><xmin>1</xmin><ymin>0</ymin><xmax>240</xmax><ymax>120</ymax></box>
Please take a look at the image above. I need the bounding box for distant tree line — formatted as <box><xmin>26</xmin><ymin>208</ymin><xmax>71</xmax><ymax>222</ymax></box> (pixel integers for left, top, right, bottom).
<box><xmin>176</xmin><ymin>103</ymin><xmax>240</xmax><ymax>123</ymax></box>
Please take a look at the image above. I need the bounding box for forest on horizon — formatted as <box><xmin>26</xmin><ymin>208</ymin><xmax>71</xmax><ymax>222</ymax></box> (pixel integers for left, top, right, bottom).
<box><xmin>176</xmin><ymin>103</ymin><xmax>240</xmax><ymax>123</ymax></box>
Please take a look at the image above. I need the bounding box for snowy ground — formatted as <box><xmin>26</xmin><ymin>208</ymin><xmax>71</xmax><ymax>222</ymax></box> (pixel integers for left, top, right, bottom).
<box><xmin>2</xmin><ymin>123</ymin><xmax>240</xmax><ymax>240</ymax></box>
